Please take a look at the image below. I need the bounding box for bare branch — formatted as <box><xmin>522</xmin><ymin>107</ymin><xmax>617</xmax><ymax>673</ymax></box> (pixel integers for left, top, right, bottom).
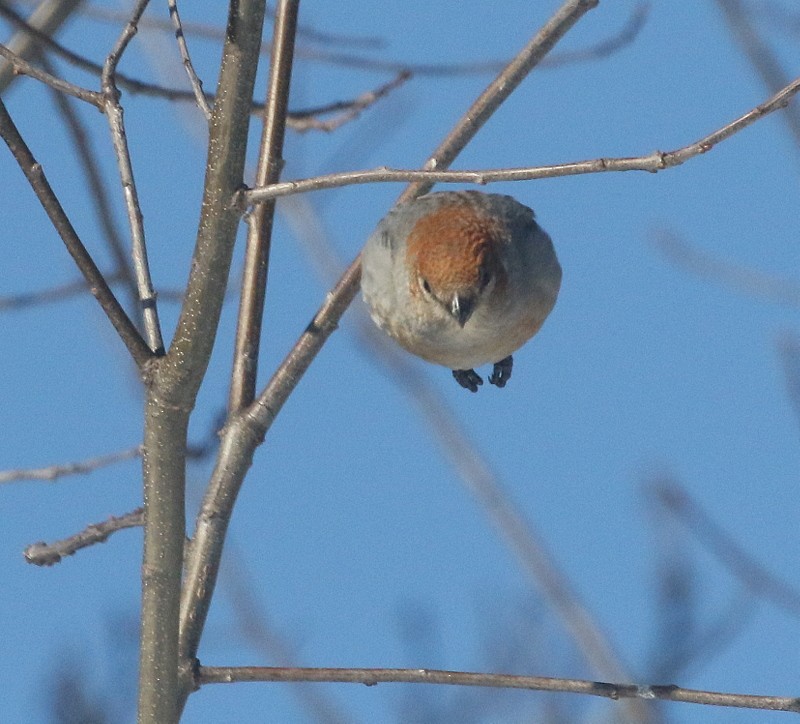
<box><xmin>0</xmin><ymin>96</ymin><xmax>153</xmax><ymax>369</ymax></box>
<box><xmin>652</xmin><ymin>479</ymin><xmax>800</xmax><ymax>618</ymax></box>
<box><xmin>6</xmin><ymin>0</ymin><xmax>641</xmax><ymax>78</ymax></box>
<box><xmin>0</xmin><ymin>276</ymin><xmax>205</xmax><ymax>311</ymax></box>
<box><xmin>0</xmin><ymin>274</ymin><xmax>120</xmax><ymax>311</ymax></box>
<box><xmin>20</xmin><ymin>0</ymin><xmax>384</xmax><ymax>49</ymax></box>
<box><xmin>715</xmin><ymin>0</ymin><xmax>800</xmax><ymax>153</ymax></box>
<box><xmin>281</xmin><ymin>1</ymin><xmax>648</xmax><ymax>76</ymax></box>
<box><xmin>0</xmin><ymin>0</ymin><xmax>82</xmax><ymax>92</ymax></box>
<box><xmin>40</xmin><ymin>54</ymin><xmax>140</xmax><ymax>320</ymax></box>
<box><xmin>289</xmin><ymin>70</ymin><xmax>410</xmax><ymax>133</ymax></box>
<box><xmin>229</xmin><ymin>0</ymin><xmax>299</xmax><ymax>412</ymax></box>
<box><xmin>101</xmin><ymin>0</ymin><xmax>164</xmax><ymax>355</ymax></box>
<box><xmin>197</xmin><ymin>666</ymin><xmax>800</xmax><ymax>713</ymax></box>
<box><xmin>542</xmin><ymin>2</ymin><xmax>649</xmax><ymax>67</ymax></box>
<box><xmin>179</xmin><ymin>0</ymin><xmax>601</xmax><ymax>693</ymax></box>
<box><xmin>0</xmin><ymin>445</ymin><xmax>142</xmax><ymax>484</ymax></box>
<box><xmin>24</xmin><ymin>508</ymin><xmax>144</xmax><ymax>566</ymax></box>
<box><xmin>777</xmin><ymin>332</ymin><xmax>800</xmax><ymax>432</ymax></box>
<box><xmin>0</xmin><ymin>3</ymin><xmax>208</xmax><ymax>104</ymax></box>
<box><xmin>19</xmin><ymin>0</ymin><xmax>645</xmax><ymax>73</ymax></box>
<box><xmin>167</xmin><ymin>0</ymin><xmax>211</xmax><ymax>119</ymax></box>
<box><xmin>0</xmin><ymin>3</ymin><xmax>401</xmax><ymax>127</ymax></box>
<box><xmin>0</xmin><ymin>42</ymin><xmax>102</xmax><ymax>106</ymax></box>
<box><xmin>653</xmin><ymin>229</ymin><xmax>800</xmax><ymax>307</ymax></box>
<box><xmin>0</xmin><ymin>275</ymin><xmax>232</xmax><ymax>312</ymax></box>
<box><xmin>244</xmin><ymin>74</ymin><xmax>800</xmax><ymax>204</ymax></box>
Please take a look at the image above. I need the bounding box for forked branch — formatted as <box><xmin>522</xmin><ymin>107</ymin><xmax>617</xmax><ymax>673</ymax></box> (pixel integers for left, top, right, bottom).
<box><xmin>0</xmin><ymin>97</ymin><xmax>152</xmax><ymax>369</ymax></box>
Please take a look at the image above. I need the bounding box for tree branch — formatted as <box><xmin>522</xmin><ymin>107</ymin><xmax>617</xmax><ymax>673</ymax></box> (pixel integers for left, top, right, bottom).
<box><xmin>288</xmin><ymin>70</ymin><xmax>410</xmax><ymax>133</ymax></box>
<box><xmin>41</xmin><ymin>54</ymin><xmax>140</xmax><ymax>320</ymax></box>
<box><xmin>228</xmin><ymin>0</ymin><xmax>299</xmax><ymax>412</ymax></box>
<box><xmin>653</xmin><ymin>229</ymin><xmax>800</xmax><ymax>307</ymax></box>
<box><xmin>197</xmin><ymin>666</ymin><xmax>800</xmax><ymax>713</ymax></box>
<box><xmin>0</xmin><ymin>42</ymin><xmax>101</xmax><ymax>106</ymax></box>
<box><xmin>243</xmin><ymin>74</ymin><xmax>800</xmax><ymax>204</ymax></box>
<box><xmin>0</xmin><ymin>0</ymin><xmax>82</xmax><ymax>92</ymax></box>
<box><xmin>0</xmin><ymin>96</ymin><xmax>153</xmax><ymax>370</ymax></box>
<box><xmin>0</xmin><ymin>445</ymin><xmax>142</xmax><ymax>484</ymax></box>
<box><xmin>0</xmin><ymin>275</ymin><xmax>121</xmax><ymax>311</ymax></box>
<box><xmin>24</xmin><ymin>508</ymin><xmax>144</xmax><ymax>566</ymax></box>
<box><xmin>101</xmin><ymin>0</ymin><xmax>164</xmax><ymax>355</ymax></box>
<box><xmin>0</xmin><ymin>3</ymin><xmax>405</xmax><ymax>127</ymax></box>
<box><xmin>167</xmin><ymin>0</ymin><xmax>211</xmax><ymax>119</ymax></box>
<box><xmin>652</xmin><ymin>479</ymin><xmax>800</xmax><ymax>618</ymax></box>
<box><xmin>278</xmin><ymin>1</ymin><xmax>648</xmax><ymax>76</ymax></box>
<box><xmin>715</xmin><ymin>0</ymin><xmax>800</xmax><ymax>153</ymax></box>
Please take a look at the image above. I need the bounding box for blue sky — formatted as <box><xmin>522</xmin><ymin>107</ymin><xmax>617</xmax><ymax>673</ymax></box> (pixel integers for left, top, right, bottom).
<box><xmin>2</xmin><ymin>1</ymin><xmax>799</xmax><ymax>722</ymax></box>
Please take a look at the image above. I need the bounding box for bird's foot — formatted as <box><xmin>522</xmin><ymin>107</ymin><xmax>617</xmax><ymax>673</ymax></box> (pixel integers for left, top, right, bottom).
<box><xmin>452</xmin><ymin>368</ymin><xmax>483</xmax><ymax>392</ymax></box>
<box><xmin>488</xmin><ymin>356</ymin><xmax>513</xmax><ymax>388</ymax></box>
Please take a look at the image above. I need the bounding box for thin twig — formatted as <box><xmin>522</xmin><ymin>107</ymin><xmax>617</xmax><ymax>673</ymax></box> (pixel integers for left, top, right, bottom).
<box><xmin>0</xmin><ymin>445</ymin><xmax>142</xmax><ymax>484</ymax></box>
<box><xmin>715</xmin><ymin>0</ymin><xmax>800</xmax><ymax>152</ymax></box>
<box><xmin>0</xmin><ymin>96</ymin><xmax>152</xmax><ymax>369</ymax></box>
<box><xmin>0</xmin><ymin>3</ymin><xmax>209</xmax><ymax>104</ymax></box>
<box><xmin>777</xmin><ymin>332</ymin><xmax>800</xmax><ymax>433</ymax></box>
<box><xmin>101</xmin><ymin>0</ymin><xmax>164</xmax><ymax>355</ymax></box>
<box><xmin>197</xmin><ymin>666</ymin><xmax>800</xmax><ymax>713</ymax></box>
<box><xmin>167</xmin><ymin>0</ymin><xmax>211</xmax><ymax>119</ymax></box>
<box><xmin>542</xmin><ymin>2</ymin><xmax>649</xmax><ymax>67</ymax></box>
<box><xmin>0</xmin><ymin>276</ymin><xmax>196</xmax><ymax>311</ymax></box>
<box><xmin>652</xmin><ymin>479</ymin><xmax>800</xmax><ymax>618</ymax></box>
<box><xmin>23</xmin><ymin>508</ymin><xmax>144</xmax><ymax>566</ymax></box>
<box><xmin>289</xmin><ymin>70</ymin><xmax>410</xmax><ymax>133</ymax></box>
<box><xmin>228</xmin><ymin>0</ymin><xmax>299</xmax><ymax>412</ymax></box>
<box><xmin>0</xmin><ymin>274</ymin><xmax>120</xmax><ymax>311</ymax></box>
<box><xmin>243</xmin><ymin>73</ymin><xmax>800</xmax><ymax>204</ymax></box>
<box><xmin>0</xmin><ymin>42</ymin><xmax>101</xmax><ymax>106</ymax></box>
<box><xmin>178</xmin><ymin>0</ymin><xmax>601</xmax><ymax>696</ymax></box>
<box><xmin>653</xmin><ymin>229</ymin><xmax>800</xmax><ymax>307</ymax></box>
<box><xmin>0</xmin><ymin>4</ymin><xmax>401</xmax><ymax>127</ymax></box>
<box><xmin>646</xmin><ymin>496</ymin><xmax>756</xmax><ymax>681</ymax></box>
<box><xmin>24</xmin><ymin>508</ymin><xmax>144</xmax><ymax>566</ymax></box>
<box><xmin>41</xmin><ymin>55</ymin><xmax>140</xmax><ymax>320</ymax></box>
<box><xmin>16</xmin><ymin>0</ymin><xmax>384</xmax><ymax>49</ymax></box>
<box><xmin>0</xmin><ymin>0</ymin><xmax>82</xmax><ymax>92</ymax></box>
<box><xmin>13</xmin><ymin>0</ymin><xmax>648</xmax><ymax>72</ymax></box>
<box><xmin>296</xmin><ymin>2</ymin><xmax>646</xmax><ymax>75</ymax></box>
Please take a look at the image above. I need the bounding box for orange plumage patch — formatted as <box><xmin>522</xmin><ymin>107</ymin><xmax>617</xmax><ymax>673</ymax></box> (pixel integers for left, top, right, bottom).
<box><xmin>406</xmin><ymin>203</ymin><xmax>503</xmax><ymax>297</ymax></box>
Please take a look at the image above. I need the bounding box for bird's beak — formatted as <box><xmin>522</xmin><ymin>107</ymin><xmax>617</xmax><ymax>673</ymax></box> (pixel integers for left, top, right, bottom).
<box><xmin>450</xmin><ymin>293</ymin><xmax>476</xmax><ymax>327</ymax></box>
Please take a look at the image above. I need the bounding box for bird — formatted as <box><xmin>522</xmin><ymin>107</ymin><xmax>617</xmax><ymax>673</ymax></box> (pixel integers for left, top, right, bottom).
<box><xmin>360</xmin><ymin>190</ymin><xmax>561</xmax><ymax>391</ymax></box>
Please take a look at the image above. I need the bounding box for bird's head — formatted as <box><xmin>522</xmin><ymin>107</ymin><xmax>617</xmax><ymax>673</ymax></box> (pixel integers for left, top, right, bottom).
<box><xmin>406</xmin><ymin>201</ymin><xmax>506</xmax><ymax>327</ymax></box>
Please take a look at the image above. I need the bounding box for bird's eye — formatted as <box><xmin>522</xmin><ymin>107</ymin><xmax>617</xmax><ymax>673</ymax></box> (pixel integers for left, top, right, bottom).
<box><xmin>419</xmin><ymin>277</ymin><xmax>432</xmax><ymax>295</ymax></box>
<box><xmin>478</xmin><ymin>267</ymin><xmax>492</xmax><ymax>291</ymax></box>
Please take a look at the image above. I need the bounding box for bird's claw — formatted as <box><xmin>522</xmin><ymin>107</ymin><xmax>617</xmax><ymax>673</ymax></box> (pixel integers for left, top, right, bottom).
<box><xmin>452</xmin><ymin>368</ymin><xmax>483</xmax><ymax>392</ymax></box>
<box><xmin>488</xmin><ymin>356</ymin><xmax>513</xmax><ymax>388</ymax></box>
